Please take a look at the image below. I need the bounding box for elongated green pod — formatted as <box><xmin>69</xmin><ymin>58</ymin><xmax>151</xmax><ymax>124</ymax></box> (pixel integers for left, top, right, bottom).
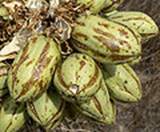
<box><xmin>77</xmin><ymin>0</ymin><xmax>106</xmax><ymax>14</ymax></box>
<box><xmin>106</xmin><ymin>11</ymin><xmax>159</xmax><ymax>40</ymax></box>
<box><xmin>75</xmin><ymin>80</ymin><xmax>116</xmax><ymax>124</ymax></box>
<box><xmin>72</xmin><ymin>15</ymin><xmax>141</xmax><ymax>64</ymax></box>
<box><xmin>54</xmin><ymin>53</ymin><xmax>102</xmax><ymax>102</ymax></box>
<box><xmin>8</xmin><ymin>35</ymin><xmax>61</xmax><ymax>102</ymax></box>
<box><xmin>0</xmin><ymin>63</ymin><xmax>9</xmax><ymax>97</ymax></box>
<box><xmin>27</xmin><ymin>91</ymin><xmax>65</xmax><ymax>130</ymax></box>
<box><xmin>103</xmin><ymin>64</ymin><xmax>142</xmax><ymax>102</ymax></box>
<box><xmin>0</xmin><ymin>97</ymin><xmax>26</xmax><ymax>132</ymax></box>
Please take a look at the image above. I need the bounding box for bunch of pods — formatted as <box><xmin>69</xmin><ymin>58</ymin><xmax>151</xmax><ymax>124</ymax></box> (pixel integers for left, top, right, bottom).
<box><xmin>0</xmin><ymin>0</ymin><xmax>159</xmax><ymax>131</ymax></box>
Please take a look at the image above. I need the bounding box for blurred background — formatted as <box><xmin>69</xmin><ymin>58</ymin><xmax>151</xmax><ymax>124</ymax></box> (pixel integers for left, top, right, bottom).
<box><xmin>23</xmin><ymin>0</ymin><xmax>160</xmax><ymax>131</ymax></box>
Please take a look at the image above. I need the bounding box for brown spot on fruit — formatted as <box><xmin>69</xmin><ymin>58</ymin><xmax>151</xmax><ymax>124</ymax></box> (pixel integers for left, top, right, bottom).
<box><xmin>76</xmin><ymin>21</ymin><xmax>85</xmax><ymax>26</ymax></box>
<box><xmin>93</xmin><ymin>28</ymin><xmax>116</xmax><ymax>40</ymax></box>
<box><xmin>26</xmin><ymin>60</ymin><xmax>33</xmax><ymax>67</ymax></box>
<box><xmin>123</xmin><ymin>65</ymin><xmax>142</xmax><ymax>90</ymax></box>
<box><xmin>79</xmin><ymin>60</ymin><xmax>86</xmax><ymax>70</ymax></box>
<box><xmin>28</xmin><ymin>102</ymin><xmax>42</xmax><ymax>123</ymax></box>
<box><xmin>98</xmin><ymin>22</ymin><xmax>110</xmax><ymax>28</ymax></box>
<box><xmin>15</xmin><ymin>42</ymin><xmax>52</xmax><ymax>101</ymax></box>
<box><xmin>31</xmin><ymin>36</ymin><xmax>38</xmax><ymax>44</ymax></box>
<box><xmin>94</xmin><ymin>35</ymin><xmax>120</xmax><ymax>52</ymax></box>
<box><xmin>110</xmin><ymin>54</ymin><xmax>135</xmax><ymax>61</ymax></box>
<box><xmin>113</xmin><ymin>21</ymin><xmax>141</xmax><ymax>45</ymax></box>
<box><xmin>93</xmin><ymin>96</ymin><xmax>103</xmax><ymax>115</ymax></box>
<box><xmin>77</xmin><ymin>65</ymin><xmax>100</xmax><ymax>95</ymax></box>
<box><xmin>12</xmin><ymin>45</ymin><xmax>29</xmax><ymax>90</ymax></box>
<box><xmin>119</xmin><ymin>40</ymin><xmax>131</xmax><ymax>49</ymax></box>
<box><xmin>118</xmin><ymin>28</ymin><xmax>128</xmax><ymax>36</ymax></box>
<box><xmin>85</xmin><ymin>65</ymin><xmax>99</xmax><ymax>88</ymax></box>
<box><xmin>74</xmin><ymin>32</ymin><xmax>88</xmax><ymax>40</ymax></box>
<box><xmin>57</xmin><ymin>67</ymin><xmax>69</xmax><ymax>89</ymax></box>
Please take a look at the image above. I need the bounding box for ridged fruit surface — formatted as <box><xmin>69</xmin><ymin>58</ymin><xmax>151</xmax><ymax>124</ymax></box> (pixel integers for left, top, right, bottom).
<box><xmin>8</xmin><ymin>35</ymin><xmax>61</xmax><ymax>102</ymax></box>
<box><xmin>107</xmin><ymin>11</ymin><xmax>159</xmax><ymax>40</ymax></box>
<box><xmin>0</xmin><ymin>63</ymin><xmax>8</xmax><ymax>97</ymax></box>
<box><xmin>0</xmin><ymin>97</ymin><xmax>26</xmax><ymax>132</ymax></box>
<box><xmin>54</xmin><ymin>53</ymin><xmax>102</xmax><ymax>102</ymax></box>
<box><xmin>72</xmin><ymin>15</ymin><xmax>141</xmax><ymax>64</ymax></box>
<box><xmin>103</xmin><ymin>64</ymin><xmax>142</xmax><ymax>102</ymax></box>
<box><xmin>75</xmin><ymin>80</ymin><xmax>116</xmax><ymax>124</ymax></box>
<box><xmin>27</xmin><ymin>91</ymin><xmax>65</xmax><ymax>130</ymax></box>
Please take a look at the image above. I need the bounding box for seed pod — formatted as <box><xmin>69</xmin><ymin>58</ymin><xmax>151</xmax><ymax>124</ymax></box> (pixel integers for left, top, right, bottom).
<box><xmin>27</xmin><ymin>91</ymin><xmax>65</xmax><ymax>130</ymax></box>
<box><xmin>103</xmin><ymin>0</ymin><xmax>124</xmax><ymax>12</ymax></box>
<box><xmin>75</xmin><ymin>80</ymin><xmax>116</xmax><ymax>124</ymax></box>
<box><xmin>72</xmin><ymin>15</ymin><xmax>141</xmax><ymax>64</ymax></box>
<box><xmin>106</xmin><ymin>11</ymin><xmax>159</xmax><ymax>40</ymax></box>
<box><xmin>54</xmin><ymin>53</ymin><xmax>102</xmax><ymax>102</ymax></box>
<box><xmin>8</xmin><ymin>35</ymin><xmax>61</xmax><ymax>102</ymax></box>
<box><xmin>0</xmin><ymin>96</ymin><xmax>26</xmax><ymax>132</ymax></box>
<box><xmin>103</xmin><ymin>64</ymin><xmax>142</xmax><ymax>102</ymax></box>
<box><xmin>77</xmin><ymin>0</ymin><xmax>106</xmax><ymax>14</ymax></box>
<box><xmin>0</xmin><ymin>63</ymin><xmax>9</xmax><ymax>97</ymax></box>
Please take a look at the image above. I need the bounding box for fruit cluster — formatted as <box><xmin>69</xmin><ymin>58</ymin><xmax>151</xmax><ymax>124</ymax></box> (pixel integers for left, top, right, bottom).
<box><xmin>0</xmin><ymin>0</ymin><xmax>159</xmax><ymax>131</ymax></box>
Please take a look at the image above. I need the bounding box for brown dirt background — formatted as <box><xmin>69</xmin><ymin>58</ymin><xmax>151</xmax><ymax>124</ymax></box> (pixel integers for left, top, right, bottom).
<box><xmin>22</xmin><ymin>0</ymin><xmax>160</xmax><ymax>132</ymax></box>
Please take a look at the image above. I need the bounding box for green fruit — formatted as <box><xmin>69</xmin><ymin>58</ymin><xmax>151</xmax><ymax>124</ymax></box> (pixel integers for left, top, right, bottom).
<box><xmin>106</xmin><ymin>11</ymin><xmax>159</xmax><ymax>40</ymax></box>
<box><xmin>72</xmin><ymin>15</ymin><xmax>141</xmax><ymax>64</ymax></box>
<box><xmin>0</xmin><ymin>97</ymin><xmax>26</xmax><ymax>132</ymax></box>
<box><xmin>8</xmin><ymin>35</ymin><xmax>61</xmax><ymax>102</ymax></box>
<box><xmin>0</xmin><ymin>63</ymin><xmax>9</xmax><ymax>97</ymax></box>
<box><xmin>75</xmin><ymin>80</ymin><xmax>116</xmax><ymax>124</ymax></box>
<box><xmin>0</xmin><ymin>5</ymin><xmax>9</xmax><ymax>20</ymax></box>
<box><xmin>103</xmin><ymin>0</ymin><xmax>124</xmax><ymax>12</ymax></box>
<box><xmin>54</xmin><ymin>53</ymin><xmax>102</xmax><ymax>102</ymax></box>
<box><xmin>103</xmin><ymin>63</ymin><xmax>142</xmax><ymax>102</ymax></box>
<box><xmin>77</xmin><ymin>0</ymin><xmax>106</xmax><ymax>14</ymax></box>
<box><xmin>27</xmin><ymin>91</ymin><xmax>65</xmax><ymax>130</ymax></box>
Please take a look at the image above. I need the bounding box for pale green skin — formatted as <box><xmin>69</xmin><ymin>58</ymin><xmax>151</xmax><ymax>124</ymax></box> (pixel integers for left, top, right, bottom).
<box><xmin>106</xmin><ymin>11</ymin><xmax>159</xmax><ymax>40</ymax></box>
<box><xmin>103</xmin><ymin>64</ymin><xmax>142</xmax><ymax>102</ymax></box>
<box><xmin>8</xmin><ymin>35</ymin><xmax>61</xmax><ymax>102</ymax></box>
<box><xmin>27</xmin><ymin>91</ymin><xmax>65</xmax><ymax>130</ymax></box>
<box><xmin>75</xmin><ymin>80</ymin><xmax>116</xmax><ymax>124</ymax></box>
<box><xmin>0</xmin><ymin>63</ymin><xmax>8</xmax><ymax>97</ymax></box>
<box><xmin>77</xmin><ymin>0</ymin><xmax>106</xmax><ymax>14</ymax></box>
<box><xmin>0</xmin><ymin>97</ymin><xmax>26</xmax><ymax>132</ymax></box>
<box><xmin>0</xmin><ymin>5</ymin><xmax>9</xmax><ymax>20</ymax></box>
<box><xmin>54</xmin><ymin>53</ymin><xmax>102</xmax><ymax>102</ymax></box>
<box><xmin>72</xmin><ymin>15</ymin><xmax>141</xmax><ymax>64</ymax></box>
<box><xmin>103</xmin><ymin>0</ymin><xmax>124</xmax><ymax>12</ymax></box>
